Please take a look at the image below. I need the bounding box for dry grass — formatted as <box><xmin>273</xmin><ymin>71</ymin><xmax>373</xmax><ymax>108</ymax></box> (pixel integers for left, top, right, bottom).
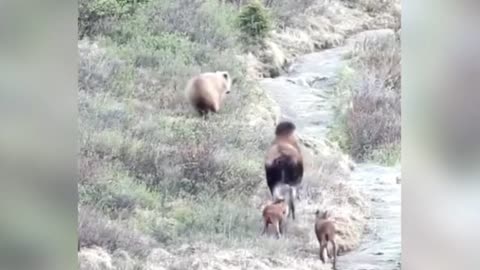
<box><xmin>266</xmin><ymin>0</ymin><xmax>319</xmax><ymax>28</ymax></box>
<box><xmin>78</xmin><ymin>206</ymin><xmax>156</xmax><ymax>257</ymax></box>
<box><xmin>330</xmin><ymin>30</ymin><xmax>401</xmax><ymax>165</ymax></box>
<box><xmin>349</xmin><ymin>31</ymin><xmax>401</xmax><ymax>162</ymax></box>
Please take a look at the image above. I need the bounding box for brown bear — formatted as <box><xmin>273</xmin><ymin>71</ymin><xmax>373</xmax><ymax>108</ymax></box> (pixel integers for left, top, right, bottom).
<box><xmin>185</xmin><ymin>71</ymin><xmax>232</xmax><ymax>117</ymax></box>
<box><xmin>315</xmin><ymin>210</ymin><xmax>337</xmax><ymax>269</ymax></box>
<box><xmin>264</xmin><ymin>121</ymin><xmax>303</xmax><ymax>219</ymax></box>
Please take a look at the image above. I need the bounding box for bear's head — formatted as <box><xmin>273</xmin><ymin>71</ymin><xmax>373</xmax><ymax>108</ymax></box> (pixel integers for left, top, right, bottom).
<box><xmin>217</xmin><ymin>71</ymin><xmax>232</xmax><ymax>94</ymax></box>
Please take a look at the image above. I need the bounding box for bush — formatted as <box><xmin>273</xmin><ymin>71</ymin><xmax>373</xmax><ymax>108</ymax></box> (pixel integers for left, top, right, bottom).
<box><xmin>329</xmin><ymin>33</ymin><xmax>401</xmax><ymax>164</ymax></box>
<box><xmin>237</xmin><ymin>0</ymin><xmax>272</xmax><ymax>45</ymax></box>
<box><xmin>79</xmin><ymin>163</ymin><xmax>158</xmax><ymax>218</ymax></box>
<box><xmin>265</xmin><ymin>0</ymin><xmax>317</xmax><ymax>28</ymax></box>
<box><xmin>78</xmin><ymin>206</ymin><xmax>157</xmax><ymax>257</ymax></box>
<box><xmin>78</xmin><ymin>0</ymin><xmax>149</xmax><ymax>38</ymax></box>
<box><xmin>171</xmin><ymin>196</ymin><xmax>260</xmax><ymax>241</ymax></box>
<box><xmin>340</xmin><ymin>0</ymin><xmax>398</xmax><ymax>14</ymax></box>
<box><xmin>358</xmin><ymin>0</ymin><xmax>394</xmax><ymax>13</ymax></box>
<box><xmin>142</xmin><ymin>0</ymin><xmax>239</xmax><ymax>50</ymax></box>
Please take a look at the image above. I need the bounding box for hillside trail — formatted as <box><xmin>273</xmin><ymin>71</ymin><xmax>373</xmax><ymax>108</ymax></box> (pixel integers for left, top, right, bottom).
<box><xmin>259</xmin><ymin>30</ymin><xmax>401</xmax><ymax>270</ymax></box>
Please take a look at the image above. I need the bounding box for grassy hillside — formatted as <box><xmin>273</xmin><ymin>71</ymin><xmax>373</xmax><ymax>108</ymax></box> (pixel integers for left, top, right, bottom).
<box><xmin>78</xmin><ymin>0</ymin><xmax>279</xmax><ymax>262</ymax></box>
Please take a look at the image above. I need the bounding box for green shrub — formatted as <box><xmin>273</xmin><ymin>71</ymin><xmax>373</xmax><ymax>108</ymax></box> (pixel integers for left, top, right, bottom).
<box><xmin>237</xmin><ymin>0</ymin><xmax>271</xmax><ymax>45</ymax></box>
<box><xmin>141</xmin><ymin>0</ymin><xmax>239</xmax><ymax>50</ymax></box>
<box><xmin>367</xmin><ymin>143</ymin><xmax>401</xmax><ymax>166</ymax></box>
<box><xmin>167</xmin><ymin>196</ymin><xmax>260</xmax><ymax>243</ymax></box>
<box><xmin>79</xmin><ymin>0</ymin><xmax>148</xmax><ymax>38</ymax></box>
<box><xmin>111</xmin><ymin>32</ymin><xmax>197</xmax><ymax>70</ymax></box>
<box><xmin>78</xmin><ymin>160</ymin><xmax>158</xmax><ymax>216</ymax></box>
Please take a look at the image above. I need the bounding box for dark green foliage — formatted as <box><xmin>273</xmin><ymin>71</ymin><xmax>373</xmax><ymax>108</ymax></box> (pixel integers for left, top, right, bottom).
<box><xmin>237</xmin><ymin>0</ymin><xmax>271</xmax><ymax>44</ymax></box>
<box><xmin>79</xmin><ymin>0</ymin><xmax>149</xmax><ymax>38</ymax></box>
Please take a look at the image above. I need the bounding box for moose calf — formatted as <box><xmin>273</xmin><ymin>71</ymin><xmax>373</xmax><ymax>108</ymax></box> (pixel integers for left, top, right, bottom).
<box><xmin>262</xmin><ymin>198</ymin><xmax>289</xmax><ymax>238</ymax></box>
<box><xmin>314</xmin><ymin>210</ymin><xmax>337</xmax><ymax>269</ymax></box>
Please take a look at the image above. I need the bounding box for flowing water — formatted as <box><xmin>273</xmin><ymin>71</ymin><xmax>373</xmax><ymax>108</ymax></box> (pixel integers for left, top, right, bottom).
<box><xmin>260</xmin><ymin>31</ymin><xmax>401</xmax><ymax>270</ymax></box>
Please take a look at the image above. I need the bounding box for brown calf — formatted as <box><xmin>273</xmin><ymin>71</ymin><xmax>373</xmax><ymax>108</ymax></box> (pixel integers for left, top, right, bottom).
<box><xmin>314</xmin><ymin>210</ymin><xmax>337</xmax><ymax>269</ymax></box>
<box><xmin>262</xmin><ymin>198</ymin><xmax>289</xmax><ymax>238</ymax></box>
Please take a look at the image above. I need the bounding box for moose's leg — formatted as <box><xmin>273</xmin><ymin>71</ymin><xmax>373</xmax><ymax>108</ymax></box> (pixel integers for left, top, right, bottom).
<box><xmin>320</xmin><ymin>244</ymin><xmax>326</xmax><ymax>263</ymax></box>
<box><xmin>274</xmin><ymin>222</ymin><xmax>281</xmax><ymax>239</ymax></box>
<box><xmin>289</xmin><ymin>199</ymin><xmax>296</xmax><ymax>220</ymax></box>
<box><xmin>331</xmin><ymin>240</ymin><xmax>337</xmax><ymax>269</ymax></box>
<box><xmin>265</xmin><ymin>165</ymin><xmax>280</xmax><ymax>196</ymax></box>
<box><xmin>261</xmin><ymin>222</ymin><xmax>268</xmax><ymax>236</ymax></box>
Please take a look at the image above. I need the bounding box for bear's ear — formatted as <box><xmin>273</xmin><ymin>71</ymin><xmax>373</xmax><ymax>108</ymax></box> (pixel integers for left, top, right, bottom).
<box><xmin>222</xmin><ymin>72</ymin><xmax>229</xmax><ymax>80</ymax></box>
